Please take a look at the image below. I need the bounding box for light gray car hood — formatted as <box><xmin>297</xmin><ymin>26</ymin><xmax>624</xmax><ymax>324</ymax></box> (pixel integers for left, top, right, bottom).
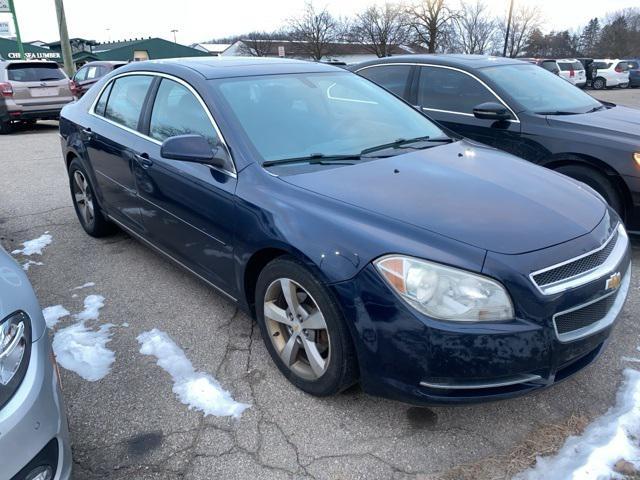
<box><xmin>0</xmin><ymin>246</ymin><xmax>45</xmax><ymax>342</ymax></box>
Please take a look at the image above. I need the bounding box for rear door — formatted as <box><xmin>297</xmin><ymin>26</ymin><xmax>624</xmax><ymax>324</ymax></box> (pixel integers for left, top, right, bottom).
<box><xmin>413</xmin><ymin>65</ymin><xmax>522</xmax><ymax>153</ymax></box>
<box><xmin>86</xmin><ymin>74</ymin><xmax>155</xmax><ymax>232</ymax></box>
<box><xmin>6</xmin><ymin>62</ymin><xmax>72</xmax><ymax>109</ymax></box>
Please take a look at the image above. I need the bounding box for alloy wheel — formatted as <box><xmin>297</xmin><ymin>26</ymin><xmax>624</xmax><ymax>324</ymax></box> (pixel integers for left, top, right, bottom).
<box><xmin>263</xmin><ymin>278</ymin><xmax>331</xmax><ymax>380</ymax></box>
<box><xmin>72</xmin><ymin>170</ymin><xmax>95</xmax><ymax>226</ymax></box>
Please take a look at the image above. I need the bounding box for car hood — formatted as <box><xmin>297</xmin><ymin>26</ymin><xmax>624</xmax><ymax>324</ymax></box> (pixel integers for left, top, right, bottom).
<box><xmin>546</xmin><ymin>105</ymin><xmax>640</xmax><ymax>139</ymax></box>
<box><xmin>280</xmin><ymin>141</ymin><xmax>605</xmax><ymax>255</ymax></box>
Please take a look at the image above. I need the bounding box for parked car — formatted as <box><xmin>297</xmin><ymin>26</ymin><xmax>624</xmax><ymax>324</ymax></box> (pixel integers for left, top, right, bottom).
<box><xmin>0</xmin><ymin>246</ymin><xmax>72</xmax><ymax>479</ymax></box>
<box><xmin>70</xmin><ymin>61</ymin><xmax>127</xmax><ymax>98</ymax></box>
<box><xmin>591</xmin><ymin>59</ymin><xmax>630</xmax><ymax>89</ymax></box>
<box><xmin>352</xmin><ymin>54</ymin><xmax>640</xmax><ymax>231</ymax></box>
<box><xmin>0</xmin><ymin>60</ymin><xmax>74</xmax><ymax>134</ymax></box>
<box><xmin>536</xmin><ymin>58</ymin><xmax>560</xmax><ymax>75</ymax></box>
<box><xmin>59</xmin><ymin>58</ymin><xmax>631</xmax><ymax>404</ymax></box>
<box><xmin>556</xmin><ymin>59</ymin><xmax>587</xmax><ymax>87</ymax></box>
<box><xmin>625</xmin><ymin>59</ymin><xmax>640</xmax><ymax>88</ymax></box>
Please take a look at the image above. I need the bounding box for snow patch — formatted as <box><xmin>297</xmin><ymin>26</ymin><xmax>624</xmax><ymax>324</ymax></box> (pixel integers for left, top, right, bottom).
<box><xmin>52</xmin><ymin>322</ymin><xmax>115</xmax><ymax>381</ymax></box>
<box><xmin>22</xmin><ymin>260</ymin><xmax>43</xmax><ymax>271</ymax></box>
<box><xmin>12</xmin><ymin>233</ymin><xmax>52</xmax><ymax>256</ymax></box>
<box><xmin>515</xmin><ymin>369</ymin><xmax>640</xmax><ymax>480</ymax></box>
<box><xmin>121</xmin><ymin>322</ymin><xmax>129</xmax><ymax>327</ymax></box>
<box><xmin>75</xmin><ymin>295</ymin><xmax>105</xmax><ymax>321</ymax></box>
<box><xmin>73</xmin><ymin>282</ymin><xmax>95</xmax><ymax>290</ymax></box>
<box><xmin>137</xmin><ymin>329</ymin><xmax>249</xmax><ymax>418</ymax></box>
<box><xmin>42</xmin><ymin>305</ymin><xmax>70</xmax><ymax>329</ymax></box>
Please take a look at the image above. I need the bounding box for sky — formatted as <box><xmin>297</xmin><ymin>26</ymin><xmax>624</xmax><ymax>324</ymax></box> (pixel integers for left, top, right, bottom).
<box><xmin>0</xmin><ymin>0</ymin><xmax>637</xmax><ymax>45</ymax></box>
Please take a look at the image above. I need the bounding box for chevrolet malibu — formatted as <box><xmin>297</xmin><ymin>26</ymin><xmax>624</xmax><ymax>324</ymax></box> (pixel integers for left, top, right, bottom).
<box><xmin>59</xmin><ymin>58</ymin><xmax>631</xmax><ymax>404</ymax></box>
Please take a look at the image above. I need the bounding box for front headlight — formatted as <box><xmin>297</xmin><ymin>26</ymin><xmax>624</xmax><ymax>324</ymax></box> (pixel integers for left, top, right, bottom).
<box><xmin>375</xmin><ymin>255</ymin><xmax>514</xmax><ymax>322</ymax></box>
<box><xmin>0</xmin><ymin>311</ymin><xmax>31</xmax><ymax>409</ymax></box>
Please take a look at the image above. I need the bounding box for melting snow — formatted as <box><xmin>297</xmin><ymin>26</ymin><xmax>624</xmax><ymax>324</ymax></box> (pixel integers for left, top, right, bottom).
<box><xmin>73</xmin><ymin>282</ymin><xmax>95</xmax><ymax>290</ymax></box>
<box><xmin>42</xmin><ymin>305</ymin><xmax>70</xmax><ymax>329</ymax></box>
<box><xmin>12</xmin><ymin>233</ymin><xmax>52</xmax><ymax>256</ymax></box>
<box><xmin>52</xmin><ymin>322</ymin><xmax>115</xmax><ymax>381</ymax></box>
<box><xmin>515</xmin><ymin>369</ymin><xmax>640</xmax><ymax>480</ymax></box>
<box><xmin>75</xmin><ymin>295</ymin><xmax>105</xmax><ymax>321</ymax></box>
<box><xmin>137</xmin><ymin>329</ymin><xmax>249</xmax><ymax>418</ymax></box>
<box><xmin>22</xmin><ymin>260</ymin><xmax>43</xmax><ymax>271</ymax></box>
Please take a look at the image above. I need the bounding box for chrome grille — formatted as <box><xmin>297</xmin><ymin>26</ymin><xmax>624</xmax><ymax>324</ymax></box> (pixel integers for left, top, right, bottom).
<box><xmin>533</xmin><ymin>230</ymin><xmax>618</xmax><ymax>287</ymax></box>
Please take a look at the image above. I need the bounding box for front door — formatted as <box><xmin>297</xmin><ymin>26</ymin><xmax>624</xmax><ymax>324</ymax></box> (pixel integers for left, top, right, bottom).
<box><xmin>87</xmin><ymin>74</ymin><xmax>154</xmax><ymax>232</ymax></box>
<box><xmin>132</xmin><ymin>77</ymin><xmax>237</xmax><ymax>295</ymax></box>
<box><xmin>414</xmin><ymin>66</ymin><xmax>524</xmax><ymax>157</ymax></box>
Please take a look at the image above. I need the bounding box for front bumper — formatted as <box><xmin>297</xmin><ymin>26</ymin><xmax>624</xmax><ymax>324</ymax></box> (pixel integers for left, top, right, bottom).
<box><xmin>333</xmin><ymin>217</ymin><xmax>631</xmax><ymax>405</ymax></box>
<box><xmin>0</xmin><ymin>332</ymin><xmax>72</xmax><ymax>479</ymax></box>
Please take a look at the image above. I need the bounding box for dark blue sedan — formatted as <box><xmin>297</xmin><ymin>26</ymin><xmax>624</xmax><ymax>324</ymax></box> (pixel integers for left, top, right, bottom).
<box><xmin>59</xmin><ymin>58</ymin><xmax>631</xmax><ymax>404</ymax></box>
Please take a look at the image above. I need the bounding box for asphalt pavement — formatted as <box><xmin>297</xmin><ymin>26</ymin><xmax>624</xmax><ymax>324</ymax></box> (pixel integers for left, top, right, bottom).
<box><xmin>0</xmin><ymin>88</ymin><xmax>639</xmax><ymax>480</ymax></box>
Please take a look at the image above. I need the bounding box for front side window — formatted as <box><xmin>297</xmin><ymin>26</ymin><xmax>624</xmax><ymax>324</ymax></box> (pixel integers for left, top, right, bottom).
<box><xmin>358</xmin><ymin>65</ymin><xmax>412</xmax><ymax>97</ymax></box>
<box><xmin>213</xmin><ymin>71</ymin><xmax>446</xmax><ymax>162</ymax></box>
<box><xmin>593</xmin><ymin>62</ymin><xmax>612</xmax><ymax>70</ymax></box>
<box><xmin>149</xmin><ymin>79</ymin><xmax>219</xmax><ymax>146</ymax></box>
<box><xmin>74</xmin><ymin>67</ymin><xmax>88</xmax><ymax>82</ymax></box>
<box><xmin>103</xmin><ymin>75</ymin><xmax>153</xmax><ymax>130</ymax></box>
<box><xmin>418</xmin><ymin>66</ymin><xmax>499</xmax><ymax>115</ymax></box>
<box><xmin>483</xmin><ymin>64</ymin><xmax>601</xmax><ymax>114</ymax></box>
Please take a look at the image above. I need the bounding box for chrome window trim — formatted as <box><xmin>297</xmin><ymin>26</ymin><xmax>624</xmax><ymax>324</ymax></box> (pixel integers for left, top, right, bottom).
<box><xmin>552</xmin><ymin>267</ymin><xmax>631</xmax><ymax>343</ymax></box>
<box><xmin>529</xmin><ymin>223</ymin><xmax>627</xmax><ymax>295</ymax></box>
<box><xmin>88</xmin><ymin>70</ymin><xmax>237</xmax><ymax>178</ymax></box>
<box><xmin>106</xmin><ymin>214</ymin><xmax>237</xmax><ymax>302</ymax></box>
<box><xmin>355</xmin><ymin>62</ymin><xmax>520</xmax><ymax>123</ymax></box>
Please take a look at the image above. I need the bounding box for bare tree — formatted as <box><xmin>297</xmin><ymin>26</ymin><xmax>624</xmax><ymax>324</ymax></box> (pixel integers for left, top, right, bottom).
<box><xmin>455</xmin><ymin>0</ymin><xmax>496</xmax><ymax>54</ymax></box>
<box><xmin>349</xmin><ymin>3</ymin><xmax>411</xmax><ymax>57</ymax></box>
<box><xmin>499</xmin><ymin>4</ymin><xmax>542</xmax><ymax>57</ymax></box>
<box><xmin>287</xmin><ymin>2</ymin><xmax>342</xmax><ymax>61</ymax></box>
<box><xmin>408</xmin><ymin>0</ymin><xmax>458</xmax><ymax>53</ymax></box>
<box><xmin>238</xmin><ymin>31</ymin><xmax>278</xmax><ymax>57</ymax></box>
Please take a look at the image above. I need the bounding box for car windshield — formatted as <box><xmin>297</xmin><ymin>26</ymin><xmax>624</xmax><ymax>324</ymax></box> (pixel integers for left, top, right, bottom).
<box><xmin>482</xmin><ymin>64</ymin><xmax>601</xmax><ymax>114</ymax></box>
<box><xmin>212</xmin><ymin>71</ymin><xmax>447</xmax><ymax>163</ymax></box>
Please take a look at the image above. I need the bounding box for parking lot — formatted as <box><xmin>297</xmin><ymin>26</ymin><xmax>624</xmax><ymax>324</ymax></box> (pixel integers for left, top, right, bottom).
<box><xmin>1</xmin><ymin>89</ymin><xmax>639</xmax><ymax>480</ymax></box>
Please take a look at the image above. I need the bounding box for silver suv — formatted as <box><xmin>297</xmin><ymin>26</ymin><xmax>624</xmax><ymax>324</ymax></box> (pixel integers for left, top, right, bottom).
<box><xmin>0</xmin><ymin>60</ymin><xmax>74</xmax><ymax>134</ymax></box>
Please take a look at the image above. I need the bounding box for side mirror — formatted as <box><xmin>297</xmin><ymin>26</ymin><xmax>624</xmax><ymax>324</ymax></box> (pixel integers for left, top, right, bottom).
<box><xmin>160</xmin><ymin>134</ymin><xmax>229</xmax><ymax>169</ymax></box>
<box><xmin>473</xmin><ymin>102</ymin><xmax>512</xmax><ymax>121</ymax></box>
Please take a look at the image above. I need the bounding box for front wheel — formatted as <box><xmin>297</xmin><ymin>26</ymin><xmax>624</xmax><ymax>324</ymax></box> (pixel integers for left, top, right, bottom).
<box><xmin>255</xmin><ymin>256</ymin><xmax>358</xmax><ymax>396</ymax></box>
<box><xmin>592</xmin><ymin>77</ymin><xmax>606</xmax><ymax>90</ymax></box>
<box><xmin>555</xmin><ymin>164</ymin><xmax>624</xmax><ymax>218</ymax></box>
<box><xmin>68</xmin><ymin>158</ymin><xmax>116</xmax><ymax>237</ymax></box>
<box><xmin>0</xmin><ymin>119</ymin><xmax>12</xmax><ymax>134</ymax></box>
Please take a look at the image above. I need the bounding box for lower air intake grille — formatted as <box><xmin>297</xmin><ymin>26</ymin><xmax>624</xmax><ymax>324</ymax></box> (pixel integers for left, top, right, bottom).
<box><xmin>554</xmin><ymin>293</ymin><xmax>617</xmax><ymax>335</ymax></box>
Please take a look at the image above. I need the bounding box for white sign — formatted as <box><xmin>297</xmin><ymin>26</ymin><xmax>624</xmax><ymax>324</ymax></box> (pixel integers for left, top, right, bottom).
<box><xmin>0</xmin><ymin>0</ymin><xmax>10</xmax><ymax>13</ymax></box>
<box><xmin>278</xmin><ymin>46</ymin><xmax>285</xmax><ymax>57</ymax></box>
<box><xmin>0</xmin><ymin>21</ymin><xmax>9</xmax><ymax>36</ymax></box>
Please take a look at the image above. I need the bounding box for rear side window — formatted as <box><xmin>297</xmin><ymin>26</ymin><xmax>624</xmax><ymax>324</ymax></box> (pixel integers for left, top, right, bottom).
<box><xmin>102</xmin><ymin>75</ymin><xmax>153</xmax><ymax>130</ymax></box>
<box><xmin>418</xmin><ymin>66</ymin><xmax>500</xmax><ymax>115</ymax></box>
<box><xmin>358</xmin><ymin>65</ymin><xmax>412</xmax><ymax>97</ymax></box>
<box><xmin>149</xmin><ymin>78</ymin><xmax>219</xmax><ymax>146</ymax></box>
<box><xmin>628</xmin><ymin>61</ymin><xmax>639</xmax><ymax>69</ymax></box>
<box><xmin>74</xmin><ymin>67</ymin><xmax>88</xmax><ymax>82</ymax></box>
<box><xmin>617</xmin><ymin>62</ymin><xmax>629</xmax><ymax>71</ymax></box>
<box><xmin>94</xmin><ymin>81</ymin><xmax>113</xmax><ymax>116</ymax></box>
<box><xmin>7</xmin><ymin>63</ymin><xmax>65</xmax><ymax>82</ymax></box>
<box><xmin>593</xmin><ymin>62</ymin><xmax>612</xmax><ymax>69</ymax></box>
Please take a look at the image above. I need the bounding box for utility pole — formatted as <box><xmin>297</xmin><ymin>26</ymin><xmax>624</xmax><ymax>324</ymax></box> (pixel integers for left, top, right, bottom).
<box><xmin>502</xmin><ymin>0</ymin><xmax>514</xmax><ymax>57</ymax></box>
<box><xmin>171</xmin><ymin>29</ymin><xmax>178</xmax><ymax>43</ymax></box>
<box><xmin>7</xmin><ymin>0</ymin><xmax>25</xmax><ymax>59</ymax></box>
<box><xmin>54</xmin><ymin>0</ymin><xmax>75</xmax><ymax>76</ymax></box>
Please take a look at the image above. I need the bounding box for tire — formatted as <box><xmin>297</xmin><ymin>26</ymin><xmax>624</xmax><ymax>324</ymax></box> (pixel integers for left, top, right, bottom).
<box><xmin>255</xmin><ymin>256</ymin><xmax>358</xmax><ymax>396</ymax></box>
<box><xmin>619</xmin><ymin>82</ymin><xmax>629</xmax><ymax>89</ymax></box>
<box><xmin>555</xmin><ymin>164</ymin><xmax>624</xmax><ymax>217</ymax></box>
<box><xmin>68</xmin><ymin>158</ymin><xmax>116</xmax><ymax>237</ymax></box>
<box><xmin>0</xmin><ymin>119</ymin><xmax>12</xmax><ymax>134</ymax></box>
<box><xmin>592</xmin><ymin>77</ymin><xmax>606</xmax><ymax>90</ymax></box>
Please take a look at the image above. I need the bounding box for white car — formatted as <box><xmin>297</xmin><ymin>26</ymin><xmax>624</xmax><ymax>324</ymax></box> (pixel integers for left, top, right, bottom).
<box><xmin>591</xmin><ymin>59</ymin><xmax>630</xmax><ymax>89</ymax></box>
<box><xmin>556</xmin><ymin>59</ymin><xmax>586</xmax><ymax>88</ymax></box>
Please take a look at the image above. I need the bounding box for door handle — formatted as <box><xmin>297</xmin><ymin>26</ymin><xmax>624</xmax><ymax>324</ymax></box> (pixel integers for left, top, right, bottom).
<box><xmin>81</xmin><ymin>127</ymin><xmax>93</xmax><ymax>138</ymax></box>
<box><xmin>135</xmin><ymin>153</ymin><xmax>154</xmax><ymax>168</ymax></box>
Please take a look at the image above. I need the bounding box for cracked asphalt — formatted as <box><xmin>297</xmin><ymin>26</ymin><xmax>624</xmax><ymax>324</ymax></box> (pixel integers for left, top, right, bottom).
<box><xmin>1</xmin><ymin>88</ymin><xmax>639</xmax><ymax>480</ymax></box>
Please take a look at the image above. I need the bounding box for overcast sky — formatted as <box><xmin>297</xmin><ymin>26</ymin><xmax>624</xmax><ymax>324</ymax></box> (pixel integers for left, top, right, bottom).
<box><xmin>1</xmin><ymin>0</ymin><xmax>636</xmax><ymax>45</ymax></box>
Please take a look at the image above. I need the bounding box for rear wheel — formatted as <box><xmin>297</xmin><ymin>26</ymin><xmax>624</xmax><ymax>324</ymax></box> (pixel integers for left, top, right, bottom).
<box><xmin>555</xmin><ymin>164</ymin><xmax>623</xmax><ymax>217</ymax></box>
<box><xmin>68</xmin><ymin>158</ymin><xmax>116</xmax><ymax>237</ymax></box>
<box><xmin>255</xmin><ymin>256</ymin><xmax>358</xmax><ymax>396</ymax></box>
<box><xmin>592</xmin><ymin>77</ymin><xmax>606</xmax><ymax>90</ymax></box>
<box><xmin>0</xmin><ymin>119</ymin><xmax>12</xmax><ymax>134</ymax></box>
<box><xmin>619</xmin><ymin>82</ymin><xmax>629</xmax><ymax>89</ymax></box>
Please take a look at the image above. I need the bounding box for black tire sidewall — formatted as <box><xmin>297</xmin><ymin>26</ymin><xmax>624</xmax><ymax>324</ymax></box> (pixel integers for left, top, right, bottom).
<box><xmin>556</xmin><ymin>164</ymin><xmax>623</xmax><ymax>216</ymax></box>
<box><xmin>255</xmin><ymin>256</ymin><xmax>357</xmax><ymax>396</ymax></box>
<box><xmin>593</xmin><ymin>77</ymin><xmax>605</xmax><ymax>89</ymax></box>
<box><xmin>68</xmin><ymin>158</ymin><xmax>114</xmax><ymax>237</ymax></box>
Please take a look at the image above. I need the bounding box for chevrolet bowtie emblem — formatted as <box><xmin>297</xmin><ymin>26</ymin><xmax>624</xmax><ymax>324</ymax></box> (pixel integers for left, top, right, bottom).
<box><xmin>606</xmin><ymin>272</ymin><xmax>622</xmax><ymax>291</ymax></box>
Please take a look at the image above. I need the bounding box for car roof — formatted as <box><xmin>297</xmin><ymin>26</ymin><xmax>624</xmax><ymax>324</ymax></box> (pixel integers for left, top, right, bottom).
<box><xmin>353</xmin><ymin>54</ymin><xmax>526</xmax><ymax>71</ymax></box>
<box><xmin>82</xmin><ymin>60</ymin><xmax>127</xmax><ymax>66</ymax></box>
<box><xmin>124</xmin><ymin>56</ymin><xmax>342</xmax><ymax>79</ymax></box>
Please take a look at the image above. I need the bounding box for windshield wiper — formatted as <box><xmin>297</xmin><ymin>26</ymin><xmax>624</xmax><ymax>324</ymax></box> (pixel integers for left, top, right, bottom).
<box><xmin>263</xmin><ymin>153</ymin><xmax>363</xmax><ymax>167</ymax></box>
<box><xmin>535</xmin><ymin>110</ymin><xmax>581</xmax><ymax>116</ymax></box>
<box><xmin>360</xmin><ymin>136</ymin><xmax>453</xmax><ymax>155</ymax></box>
<box><xmin>585</xmin><ymin>105</ymin><xmax>606</xmax><ymax>113</ymax></box>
